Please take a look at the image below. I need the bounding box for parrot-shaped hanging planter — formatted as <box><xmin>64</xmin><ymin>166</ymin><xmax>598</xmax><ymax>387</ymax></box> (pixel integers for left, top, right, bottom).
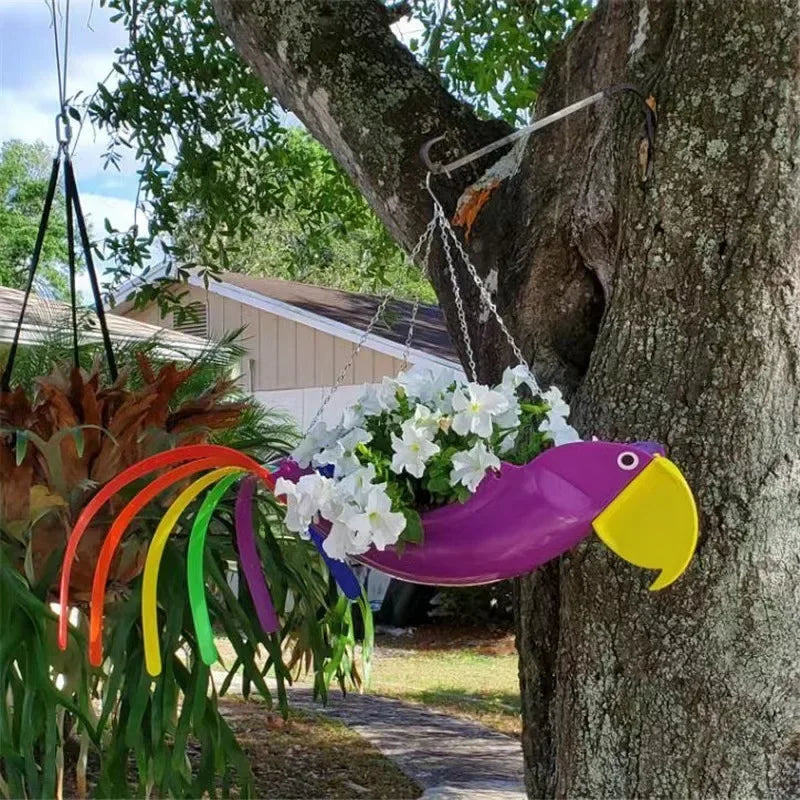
<box><xmin>57</xmin><ymin>439</ymin><xmax>698</xmax><ymax>677</ymax></box>
<box><xmin>334</xmin><ymin>440</ymin><xmax>698</xmax><ymax>589</ymax></box>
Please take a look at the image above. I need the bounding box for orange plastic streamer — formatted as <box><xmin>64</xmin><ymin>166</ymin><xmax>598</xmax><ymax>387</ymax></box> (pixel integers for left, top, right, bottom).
<box><xmin>58</xmin><ymin>444</ymin><xmax>274</xmax><ymax>650</ymax></box>
<box><xmin>141</xmin><ymin>468</ymin><xmax>242</xmax><ymax>676</ymax></box>
<box><xmin>88</xmin><ymin>457</ymin><xmax>222</xmax><ymax>667</ymax></box>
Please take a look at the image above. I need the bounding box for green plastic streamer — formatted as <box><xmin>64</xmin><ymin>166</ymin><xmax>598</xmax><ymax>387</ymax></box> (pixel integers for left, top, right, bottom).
<box><xmin>187</xmin><ymin>471</ymin><xmax>244</xmax><ymax>665</ymax></box>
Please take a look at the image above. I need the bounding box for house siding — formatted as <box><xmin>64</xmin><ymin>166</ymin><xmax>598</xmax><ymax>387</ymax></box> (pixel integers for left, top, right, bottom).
<box><xmin>129</xmin><ymin>285</ymin><xmax>406</xmax><ymax>396</ymax></box>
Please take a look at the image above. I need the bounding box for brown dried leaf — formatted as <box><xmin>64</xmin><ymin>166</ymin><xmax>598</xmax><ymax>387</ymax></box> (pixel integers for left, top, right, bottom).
<box><xmin>0</xmin><ymin>445</ymin><xmax>33</xmax><ymax>524</ymax></box>
<box><xmin>170</xmin><ymin>407</ymin><xmax>246</xmax><ymax>438</ymax></box>
<box><xmin>452</xmin><ymin>179</ymin><xmax>500</xmax><ymax>240</ymax></box>
<box><xmin>91</xmin><ymin>393</ymin><xmax>157</xmax><ymax>483</ymax></box>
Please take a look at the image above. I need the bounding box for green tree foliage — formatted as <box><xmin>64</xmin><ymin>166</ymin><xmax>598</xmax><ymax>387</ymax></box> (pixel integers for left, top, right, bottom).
<box><xmin>175</xmin><ymin>130</ymin><xmax>436</xmax><ymax>302</ymax></box>
<box><xmin>0</xmin><ymin>140</ymin><xmax>71</xmax><ymax>297</ymax></box>
<box><xmin>91</xmin><ymin>0</ymin><xmax>588</xmax><ymax>311</ymax></box>
<box><xmin>411</xmin><ymin>0</ymin><xmax>593</xmax><ymax>125</ymax></box>
<box><xmin>0</xmin><ymin>330</ymin><xmax>370</xmax><ymax>797</ymax></box>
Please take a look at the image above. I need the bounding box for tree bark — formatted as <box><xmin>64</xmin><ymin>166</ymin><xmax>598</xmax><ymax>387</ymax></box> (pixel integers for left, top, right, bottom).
<box><xmin>213</xmin><ymin>0</ymin><xmax>800</xmax><ymax>795</ymax></box>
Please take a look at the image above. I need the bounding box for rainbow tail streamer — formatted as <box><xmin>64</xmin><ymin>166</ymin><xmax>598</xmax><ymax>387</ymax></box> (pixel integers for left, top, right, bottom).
<box><xmin>235</xmin><ymin>476</ymin><xmax>281</xmax><ymax>633</ymax></box>
<box><xmin>308</xmin><ymin>525</ymin><xmax>362</xmax><ymax>600</ymax></box>
<box><xmin>58</xmin><ymin>444</ymin><xmax>360</xmax><ymax>677</ymax></box>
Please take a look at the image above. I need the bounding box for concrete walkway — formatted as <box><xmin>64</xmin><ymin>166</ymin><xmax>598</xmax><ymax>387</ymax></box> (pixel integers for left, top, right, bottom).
<box><xmin>218</xmin><ymin>672</ymin><xmax>526</xmax><ymax>799</ymax></box>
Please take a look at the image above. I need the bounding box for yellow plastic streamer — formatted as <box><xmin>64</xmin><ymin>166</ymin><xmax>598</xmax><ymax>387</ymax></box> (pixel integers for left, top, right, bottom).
<box><xmin>142</xmin><ymin>467</ymin><xmax>242</xmax><ymax>676</ymax></box>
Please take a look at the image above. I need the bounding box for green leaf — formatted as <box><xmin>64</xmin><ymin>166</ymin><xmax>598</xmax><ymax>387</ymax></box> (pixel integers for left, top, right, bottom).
<box><xmin>14</xmin><ymin>431</ymin><xmax>27</xmax><ymax>465</ymax></box>
<box><xmin>401</xmin><ymin>508</ymin><xmax>424</xmax><ymax>545</ymax></box>
<box><xmin>71</xmin><ymin>427</ymin><xmax>85</xmax><ymax>458</ymax></box>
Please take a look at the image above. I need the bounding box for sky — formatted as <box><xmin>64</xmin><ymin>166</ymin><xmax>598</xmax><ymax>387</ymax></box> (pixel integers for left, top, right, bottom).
<box><xmin>0</xmin><ymin>0</ymin><xmax>422</xmax><ymax>295</ymax></box>
<box><xmin>0</xmin><ymin>0</ymin><xmax>145</xmax><ymax>261</ymax></box>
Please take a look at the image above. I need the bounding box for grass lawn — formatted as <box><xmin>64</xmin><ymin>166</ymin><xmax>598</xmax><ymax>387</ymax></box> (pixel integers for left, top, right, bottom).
<box><xmin>215</xmin><ymin>624</ymin><xmax>521</xmax><ymax>738</ymax></box>
<box><xmin>221</xmin><ymin>699</ymin><xmax>421</xmax><ymax>798</ymax></box>
<box><xmin>62</xmin><ymin>700</ymin><xmax>419</xmax><ymax>799</ymax></box>
<box><xmin>368</xmin><ymin>626</ymin><xmax>521</xmax><ymax>737</ymax></box>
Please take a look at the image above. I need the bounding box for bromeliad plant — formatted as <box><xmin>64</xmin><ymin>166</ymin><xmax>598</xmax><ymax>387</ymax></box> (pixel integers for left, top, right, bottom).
<box><xmin>0</xmin><ymin>330</ymin><xmax>370</xmax><ymax>799</ymax></box>
<box><xmin>276</xmin><ymin>365</ymin><xmax>580</xmax><ymax>560</ymax></box>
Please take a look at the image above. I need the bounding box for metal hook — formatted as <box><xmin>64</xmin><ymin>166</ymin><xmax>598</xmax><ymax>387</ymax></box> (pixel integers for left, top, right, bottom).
<box><xmin>420</xmin><ymin>134</ymin><xmax>448</xmax><ymax>176</ymax></box>
<box><xmin>55</xmin><ymin>110</ymin><xmax>73</xmax><ymax>152</ymax></box>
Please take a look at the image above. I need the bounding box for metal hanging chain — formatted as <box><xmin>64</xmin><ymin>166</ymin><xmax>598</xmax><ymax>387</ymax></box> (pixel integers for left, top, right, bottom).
<box><xmin>414</xmin><ymin>82</ymin><xmax>658</xmax><ymax>393</ymax></box>
<box><xmin>305</xmin><ymin>291</ymin><xmax>393</xmax><ymax>432</ymax></box>
<box><xmin>305</xmin><ymin>220</ymin><xmax>438</xmax><ymax>432</ymax></box>
<box><xmin>427</xmin><ymin>176</ymin><xmax>539</xmax><ymax>392</ymax></box>
<box><xmin>435</xmin><ymin>206</ymin><xmax>477</xmax><ymax>381</ymax></box>
<box><xmin>400</xmin><ymin>217</ymin><xmax>436</xmax><ymax>370</ymax></box>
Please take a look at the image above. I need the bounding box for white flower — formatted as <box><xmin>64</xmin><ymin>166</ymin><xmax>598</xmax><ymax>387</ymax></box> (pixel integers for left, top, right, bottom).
<box><xmin>494</xmin><ymin>394</ymin><xmax>521</xmax><ymax>430</ymax></box>
<box><xmin>501</xmin><ymin>364</ymin><xmax>539</xmax><ymax>395</ymax></box>
<box><xmin>275</xmin><ymin>476</ymin><xmax>317</xmax><ymax>533</ymax></box>
<box><xmin>499</xmin><ymin>431</ymin><xmax>518</xmax><ymax>454</ymax></box>
<box><xmin>451</xmin><ymin>383</ymin><xmax>510</xmax><ymax>438</ymax></box>
<box><xmin>538</xmin><ymin>385</ymin><xmax>580</xmax><ymax>446</ymax></box>
<box><xmin>291</xmin><ymin>421</ymin><xmax>334</xmax><ymax>468</ymax></box>
<box><xmin>297</xmin><ymin>472</ymin><xmax>337</xmax><ymax>513</ymax></box>
<box><xmin>313</xmin><ymin>427</ymin><xmax>372</xmax><ymax>476</ymax></box>
<box><xmin>341</xmin><ymin>386</ymin><xmax>383</xmax><ymax>428</ymax></box>
<box><xmin>376</xmin><ymin>376</ymin><xmax>401</xmax><ymax>411</ymax></box>
<box><xmin>338</xmin><ymin>463</ymin><xmax>377</xmax><ymax>505</ymax></box>
<box><xmin>322</xmin><ymin>505</ymin><xmax>369</xmax><ymax>560</ymax></box>
<box><xmin>402</xmin><ymin>404</ymin><xmax>441</xmax><ymax>440</ymax></box>
<box><xmin>450</xmin><ymin>440</ymin><xmax>501</xmax><ymax>493</ymax></box>
<box><xmin>341</xmin><ymin>427</ymin><xmax>372</xmax><ymax>452</ymax></box>
<box><xmin>542</xmin><ymin>386</ymin><xmax>571</xmax><ymax>420</ymax></box>
<box><xmin>350</xmin><ymin>485</ymin><xmax>407</xmax><ymax>550</ymax></box>
<box><xmin>539</xmin><ymin>415</ymin><xmax>581</xmax><ymax>446</ymax></box>
<box><xmin>398</xmin><ymin>367</ymin><xmax>459</xmax><ymax>404</ymax></box>
<box><xmin>391</xmin><ymin>427</ymin><xmax>440</xmax><ymax>478</ymax></box>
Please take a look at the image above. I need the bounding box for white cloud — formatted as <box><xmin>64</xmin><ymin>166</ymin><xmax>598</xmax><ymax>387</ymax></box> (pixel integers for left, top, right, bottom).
<box><xmin>392</xmin><ymin>15</ymin><xmax>425</xmax><ymax>48</ymax></box>
<box><xmin>81</xmin><ymin>193</ymin><xmax>147</xmax><ymax>237</ymax></box>
<box><xmin>0</xmin><ymin>0</ymin><xmax>139</xmax><ymax>178</ymax></box>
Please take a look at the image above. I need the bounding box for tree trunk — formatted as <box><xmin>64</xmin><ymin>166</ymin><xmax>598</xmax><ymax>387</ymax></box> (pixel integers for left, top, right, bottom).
<box><xmin>213</xmin><ymin>0</ymin><xmax>800</xmax><ymax>795</ymax></box>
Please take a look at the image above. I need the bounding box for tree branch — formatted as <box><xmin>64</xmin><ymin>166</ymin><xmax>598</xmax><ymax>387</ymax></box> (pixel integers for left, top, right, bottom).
<box><xmin>211</xmin><ymin>0</ymin><xmax>510</xmax><ymax>253</ymax></box>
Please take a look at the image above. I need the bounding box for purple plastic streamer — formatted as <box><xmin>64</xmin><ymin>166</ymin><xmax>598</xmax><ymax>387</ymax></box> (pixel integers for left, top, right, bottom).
<box><xmin>235</xmin><ymin>476</ymin><xmax>279</xmax><ymax>633</ymax></box>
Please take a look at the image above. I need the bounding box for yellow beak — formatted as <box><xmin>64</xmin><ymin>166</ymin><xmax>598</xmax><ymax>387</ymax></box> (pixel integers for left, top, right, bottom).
<box><xmin>592</xmin><ymin>456</ymin><xmax>698</xmax><ymax>590</ymax></box>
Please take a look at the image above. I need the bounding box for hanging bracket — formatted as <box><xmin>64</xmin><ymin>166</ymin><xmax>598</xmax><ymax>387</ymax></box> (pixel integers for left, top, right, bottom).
<box><xmin>421</xmin><ymin>84</ymin><xmax>656</xmax><ymax>178</ymax></box>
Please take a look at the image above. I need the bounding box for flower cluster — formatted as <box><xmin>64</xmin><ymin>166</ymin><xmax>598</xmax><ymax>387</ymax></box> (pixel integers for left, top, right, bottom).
<box><xmin>275</xmin><ymin>365</ymin><xmax>578</xmax><ymax>561</ymax></box>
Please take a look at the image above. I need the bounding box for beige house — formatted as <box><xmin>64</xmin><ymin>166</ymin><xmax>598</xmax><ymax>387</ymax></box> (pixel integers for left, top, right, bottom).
<box><xmin>0</xmin><ymin>286</ymin><xmax>209</xmax><ymax>360</ymax></box>
<box><xmin>115</xmin><ymin>272</ymin><xmax>459</xmax><ymax>426</ymax></box>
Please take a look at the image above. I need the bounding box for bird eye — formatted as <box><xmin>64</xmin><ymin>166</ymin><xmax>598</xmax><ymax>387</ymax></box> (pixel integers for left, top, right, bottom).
<box><xmin>617</xmin><ymin>451</ymin><xmax>639</xmax><ymax>471</ymax></box>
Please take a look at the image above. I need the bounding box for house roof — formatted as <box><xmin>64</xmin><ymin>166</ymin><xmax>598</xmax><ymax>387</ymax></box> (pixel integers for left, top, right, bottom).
<box><xmin>0</xmin><ymin>286</ymin><xmax>211</xmax><ymax>360</ymax></box>
<box><xmin>216</xmin><ymin>273</ymin><xmax>458</xmax><ymax>364</ymax></box>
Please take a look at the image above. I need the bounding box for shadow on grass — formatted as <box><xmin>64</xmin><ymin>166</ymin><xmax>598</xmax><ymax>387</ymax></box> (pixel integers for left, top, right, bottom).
<box><xmin>375</xmin><ymin>626</ymin><xmax>516</xmax><ymax>655</ymax></box>
<box><xmin>405</xmin><ymin>687</ymin><xmax>521</xmax><ymax>714</ymax></box>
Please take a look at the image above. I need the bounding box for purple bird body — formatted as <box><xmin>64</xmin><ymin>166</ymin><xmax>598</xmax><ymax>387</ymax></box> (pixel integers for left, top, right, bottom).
<box><xmin>354</xmin><ymin>441</ymin><xmax>658</xmax><ymax>585</ymax></box>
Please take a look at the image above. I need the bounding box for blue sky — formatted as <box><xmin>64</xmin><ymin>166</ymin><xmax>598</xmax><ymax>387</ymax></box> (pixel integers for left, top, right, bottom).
<box><xmin>0</xmin><ymin>0</ymin><xmax>144</xmax><ymax>247</ymax></box>
<box><xmin>0</xmin><ymin>0</ymin><xmax>421</xmax><ymax>295</ymax></box>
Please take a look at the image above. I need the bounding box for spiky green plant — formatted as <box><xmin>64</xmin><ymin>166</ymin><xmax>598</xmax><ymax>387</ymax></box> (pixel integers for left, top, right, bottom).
<box><xmin>0</xmin><ymin>324</ymin><xmax>370</xmax><ymax>798</ymax></box>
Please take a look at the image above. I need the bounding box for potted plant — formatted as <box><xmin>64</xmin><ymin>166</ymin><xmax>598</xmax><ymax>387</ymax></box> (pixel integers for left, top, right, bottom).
<box><xmin>0</xmin><ymin>332</ymin><xmax>369</xmax><ymax>798</ymax></box>
<box><xmin>275</xmin><ymin>363</ymin><xmax>699</xmax><ymax>591</ymax></box>
<box><xmin>275</xmin><ymin>365</ymin><xmax>576</xmax><ymax>565</ymax></box>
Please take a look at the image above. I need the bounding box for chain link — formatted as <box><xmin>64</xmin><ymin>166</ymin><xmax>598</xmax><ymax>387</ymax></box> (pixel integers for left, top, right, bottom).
<box><xmin>306</xmin><ymin>291</ymin><xmax>393</xmax><ymax>432</ymax></box>
<box><xmin>431</xmin><ymin>193</ymin><xmax>540</xmax><ymax>394</ymax></box>
<box><xmin>305</xmin><ymin>220</ymin><xmax>438</xmax><ymax>433</ymax></box>
<box><xmin>436</xmin><ymin>208</ymin><xmax>477</xmax><ymax>381</ymax></box>
<box><xmin>400</xmin><ymin>221</ymin><xmax>435</xmax><ymax>369</ymax></box>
